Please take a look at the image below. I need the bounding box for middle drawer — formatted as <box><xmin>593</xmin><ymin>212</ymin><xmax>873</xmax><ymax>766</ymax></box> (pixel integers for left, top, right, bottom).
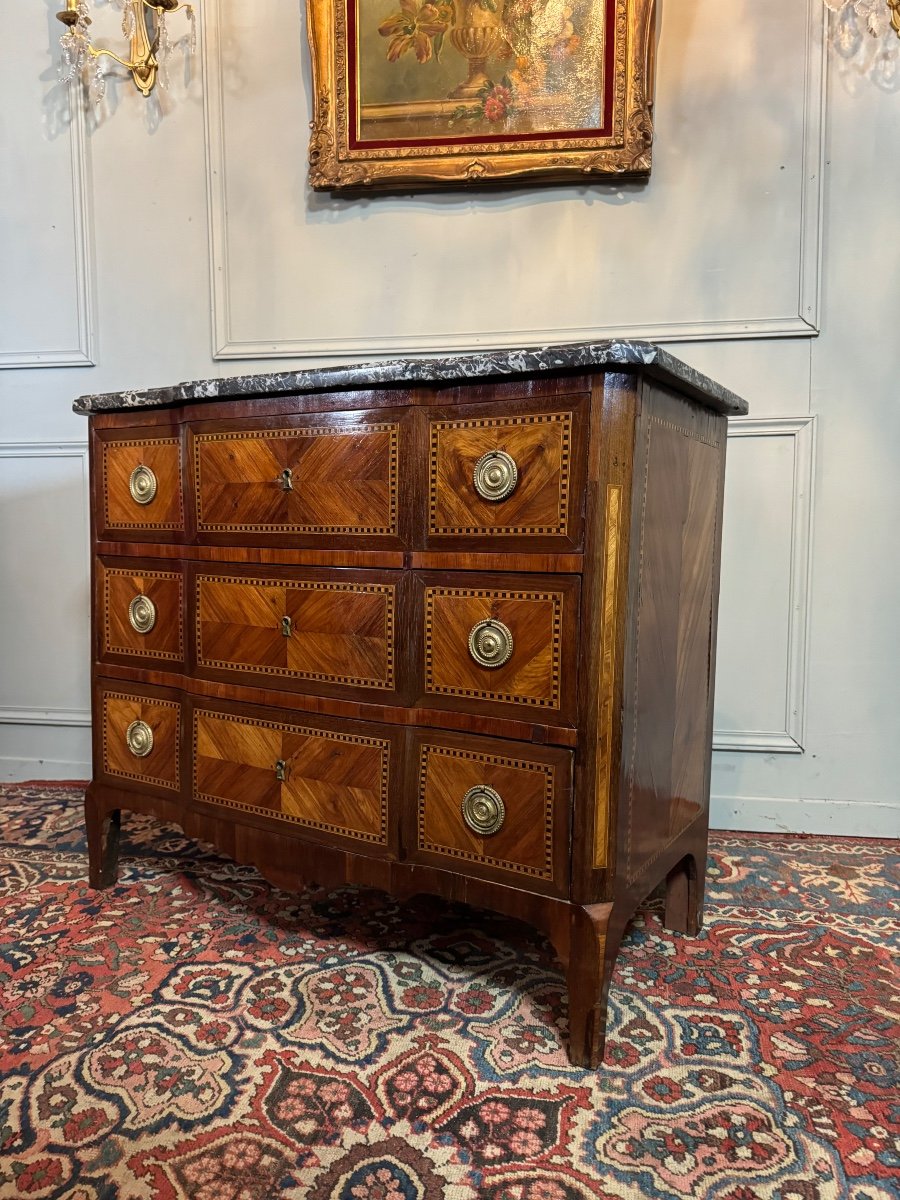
<box><xmin>98</xmin><ymin>559</ymin><xmax>580</xmax><ymax>726</ymax></box>
<box><xmin>192</xmin><ymin>564</ymin><xmax>408</xmax><ymax>703</ymax></box>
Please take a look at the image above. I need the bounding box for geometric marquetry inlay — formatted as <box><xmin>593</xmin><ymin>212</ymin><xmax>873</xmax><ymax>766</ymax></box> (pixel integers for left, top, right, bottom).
<box><xmin>416</xmin><ymin>742</ymin><xmax>555</xmax><ymax>880</ymax></box>
<box><xmin>101</xmin><ymin>438</ymin><xmax>184</xmax><ymax>532</ymax></box>
<box><xmin>101</xmin><ymin>563</ymin><xmax>183</xmax><ymax>662</ymax></box>
<box><xmin>429</xmin><ymin>409</ymin><xmax>574</xmax><ymax>537</ymax></box>
<box><xmin>195</xmin><ymin>572</ymin><xmax>397</xmax><ymax>690</ymax></box>
<box><xmin>423</xmin><ymin>584</ymin><xmax>564</xmax><ymax>709</ymax></box>
<box><xmin>193</xmin><ymin>423</ymin><xmax>400</xmax><ymax>536</ymax></box>
<box><xmin>101</xmin><ymin>690</ymin><xmax>181</xmax><ymax>792</ymax></box>
<box><xmin>193</xmin><ymin>709</ymin><xmax>390</xmax><ymax>844</ymax></box>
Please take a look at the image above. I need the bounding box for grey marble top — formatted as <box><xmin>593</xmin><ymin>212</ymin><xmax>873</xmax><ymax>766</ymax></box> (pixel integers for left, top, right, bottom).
<box><xmin>73</xmin><ymin>341</ymin><xmax>749</xmax><ymax>417</ymax></box>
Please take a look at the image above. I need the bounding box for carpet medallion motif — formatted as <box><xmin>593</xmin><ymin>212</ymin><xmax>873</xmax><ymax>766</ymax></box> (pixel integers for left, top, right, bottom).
<box><xmin>0</xmin><ymin>786</ymin><xmax>897</xmax><ymax>1199</ymax></box>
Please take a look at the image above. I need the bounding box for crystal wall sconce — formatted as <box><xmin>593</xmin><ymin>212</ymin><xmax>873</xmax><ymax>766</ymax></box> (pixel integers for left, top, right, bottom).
<box><xmin>57</xmin><ymin>0</ymin><xmax>196</xmax><ymax>100</ymax></box>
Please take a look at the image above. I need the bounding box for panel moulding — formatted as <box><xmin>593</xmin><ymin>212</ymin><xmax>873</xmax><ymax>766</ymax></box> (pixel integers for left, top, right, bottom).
<box><xmin>0</xmin><ymin>442</ymin><xmax>91</xmax><ymax>727</ymax></box>
<box><xmin>713</xmin><ymin>416</ymin><xmax>817</xmax><ymax>755</ymax></box>
<box><xmin>201</xmin><ymin>0</ymin><xmax>826</xmax><ymax>359</ymax></box>
<box><xmin>0</xmin><ymin>85</ymin><xmax>95</xmax><ymax>369</ymax></box>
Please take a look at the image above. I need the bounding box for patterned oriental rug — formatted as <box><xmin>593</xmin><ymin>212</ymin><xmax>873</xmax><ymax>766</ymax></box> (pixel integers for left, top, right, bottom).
<box><xmin>0</xmin><ymin>785</ymin><xmax>897</xmax><ymax>1200</ymax></box>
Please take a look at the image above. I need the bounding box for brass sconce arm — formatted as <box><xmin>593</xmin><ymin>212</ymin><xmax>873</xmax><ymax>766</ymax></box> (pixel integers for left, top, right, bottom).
<box><xmin>57</xmin><ymin>0</ymin><xmax>196</xmax><ymax>99</ymax></box>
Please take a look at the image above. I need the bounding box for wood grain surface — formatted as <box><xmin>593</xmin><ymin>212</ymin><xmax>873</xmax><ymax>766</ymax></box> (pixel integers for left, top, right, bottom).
<box><xmin>85</xmin><ymin>364</ymin><xmax>733</xmax><ymax>1068</ymax></box>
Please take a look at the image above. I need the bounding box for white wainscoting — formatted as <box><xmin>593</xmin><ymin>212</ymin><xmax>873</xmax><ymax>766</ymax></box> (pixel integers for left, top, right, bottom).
<box><xmin>0</xmin><ymin>7</ymin><xmax>94</xmax><ymax>369</ymax></box>
<box><xmin>713</xmin><ymin>417</ymin><xmax>816</xmax><ymax>754</ymax></box>
<box><xmin>202</xmin><ymin>0</ymin><xmax>825</xmax><ymax>360</ymax></box>
<box><xmin>0</xmin><ymin>443</ymin><xmax>92</xmax><ymax>779</ymax></box>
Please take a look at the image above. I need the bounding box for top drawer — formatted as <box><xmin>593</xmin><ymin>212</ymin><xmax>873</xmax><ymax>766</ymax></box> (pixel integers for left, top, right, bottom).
<box><xmin>97</xmin><ymin>430</ymin><xmax>184</xmax><ymax>539</ymax></box>
<box><xmin>426</xmin><ymin>394</ymin><xmax>588</xmax><ymax>550</ymax></box>
<box><xmin>190</xmin><ymin>411</ymin><xmax>406</xmax><ymax>547</ymax></box>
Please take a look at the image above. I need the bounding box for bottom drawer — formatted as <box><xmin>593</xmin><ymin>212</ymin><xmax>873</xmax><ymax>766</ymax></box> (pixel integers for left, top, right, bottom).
<box><xmin>407</xmin><ymin>730</ymin><xmax>572</xmax><ymax>896</ymax></box>
<box><xmin>192</xmin><ymin>703</ymin><xmax>400</xmax><ymax>855</ymax></box>
<box><xmin>98</xmin><ymin>683</ymin><xmax>182</xmax><ymax>794</ymax></box>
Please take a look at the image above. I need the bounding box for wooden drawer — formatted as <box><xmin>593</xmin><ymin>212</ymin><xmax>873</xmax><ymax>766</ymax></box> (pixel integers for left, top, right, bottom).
<box><xmin>416</xmin><ymin>572</ymin><xmax>580</xmax><ymax>724</ymax></box>
<box><xmin>191</xmin><ymin>702</ymin><xmax>400</xmax><ymax>854</ymax></box>
<box><xmin>190</xmin><ymin>411</ymin><xmax>405</xmax><ymax>545</ymax></box>
<box><xmin>98</xmin><ymin>684</ymin><xmax>182</xmax><ymax>794</ymax></box>
<box><xmin>97</xmin><ymin>431</ymin><xmax>184</xmax><ymax>538</ymax></box>
<box><xmin>426</xmin><ymin>394</ymin><xmax>587</xmax><ymax>549</ymax></box>
<box><xmin>97</xmin><ymin>558</ymin><xmax>184</xmax><ymax>666</ymax></box>
<box><xmin>192</xmin><ymin>565</ymin><xmax>406</xmax><ymax>701</ymax></box>
<box><xmin>407</xmin><ymin>731</ymin><xmax>571</xmax><ymax>896</ymax></box>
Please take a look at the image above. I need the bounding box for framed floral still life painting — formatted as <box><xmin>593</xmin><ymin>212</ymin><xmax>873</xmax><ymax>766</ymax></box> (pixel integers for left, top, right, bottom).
<box><xmin>306</xmin><ymin>0</ymin><xmax>656</xmax><ymax>189</ymax></box>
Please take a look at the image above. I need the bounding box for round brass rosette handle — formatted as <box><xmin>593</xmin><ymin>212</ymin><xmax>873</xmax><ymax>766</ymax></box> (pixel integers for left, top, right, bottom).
<box><xmin>125</xmin><ymin>719</ymin><xmax>154</xmax><ymax>757</ymax></box>
<box><xmin>461</xmin><ymin>785</ymin><xmax>505</xmax><ymax>836</ymax></box>
<box><xmin>468</xmin><ymin>618</ymin><xmax>513</xmax><ymax>668</ymax></box>
<box><xmin>473</xmin><ymin>450</ymin><xmax>518</xmax><ymax>502</ymax></box>
<box><xmin>129</xmin><ymin>464</ymin><xmax>158</xmax><ymax>505</ymax></box>
<box><xmin>128</xmin><ymin>594</ymin><xmax>157</xmax><ymax>634</ymax></box>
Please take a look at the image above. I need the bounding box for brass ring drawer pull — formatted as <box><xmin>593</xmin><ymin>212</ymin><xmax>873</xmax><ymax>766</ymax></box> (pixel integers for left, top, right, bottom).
<box><xmin>468</xmin><ymin>618</ymin><xmax>513</xmax><ymax>668</ymax></box>
<box><xmin>129</xmin><ymin>464</ymin><xmax>158</xmax><ymax>505</ymax></box>
<box><xmin>462</xmin><ymin>785</ymin><xmax>505</xmax><ymax>835</ymax></box>
<box><xmin>128</xmin><ymin>594</ymin><xmax>157</xmax><ymax>634</ymax></box>
<box><xmin>125</xmin><ymin>719</ymin><xmax>154</xmax><ymax>757</ymax></box>
<box><xmin>473</xmin><ymin>450</ymin><xmax>518</xmax><ymax>501</ymax></box>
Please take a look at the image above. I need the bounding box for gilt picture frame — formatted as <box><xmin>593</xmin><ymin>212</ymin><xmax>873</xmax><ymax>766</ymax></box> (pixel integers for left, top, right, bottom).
<box><xmin>306</xmin><ymin>0</ymin><xmax>656</xmax><ymax>190</ymax></box>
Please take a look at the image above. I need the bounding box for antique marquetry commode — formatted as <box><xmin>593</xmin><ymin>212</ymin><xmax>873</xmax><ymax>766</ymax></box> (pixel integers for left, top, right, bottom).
<box><xmin>75</xmin><ymin>341</ymin><xmax>747</xmax><ymax>1068</ymax></box>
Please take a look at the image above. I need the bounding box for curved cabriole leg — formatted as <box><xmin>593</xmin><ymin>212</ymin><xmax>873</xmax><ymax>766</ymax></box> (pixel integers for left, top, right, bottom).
<box><xmin>664</xmin><ymin>848</ymin><xmax>708</xmax><ymax>936</ymax></box>
<box><xmin>565</xmin><ymin>902</ymin><xmax>621</xmax><ymax>1069</ymax></box>
<box><xmin>85</xmin><ymin>789</ymin><xmax>121</xmax><ymax>889</ymax></box>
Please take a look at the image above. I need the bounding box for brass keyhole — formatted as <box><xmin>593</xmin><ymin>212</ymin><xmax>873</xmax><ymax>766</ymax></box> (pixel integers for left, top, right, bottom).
<box><xmin>280</xmin><ymin>468</ymin><xmax>293</xmax><ymax>491</ymax></box>
<box><xmin>275</xmin><ymin>759</ymin><xmax>288</xmax><ymax>782</ymax></box>
<box><xmin>281</xmin><ymin>615</ymin><xmax>292</xmax><ymax>637</ymax></box>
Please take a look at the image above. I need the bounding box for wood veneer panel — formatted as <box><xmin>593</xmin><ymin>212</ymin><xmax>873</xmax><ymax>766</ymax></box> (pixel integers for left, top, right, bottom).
<box><xmin>190</xmin><ymin>410</ymin><xmax>407</xmax><ymax>546</ymax></box>
<box><xmin>426</xmin><ymin>394</ymin><xmax>588</xmax><ymax>550</ymax></box>
<box><xmin>95</xmin><ymin>542</ymin><xmax>585</xmax><ymax>574</ymax></box>
<box><xmin>406</xmin><ymin>730</ymin><xmax>571</xmax><ymax>897</ymax></box>
<box><xmin>98</xmin><ymin>684</ymin><xmax>181</xmax><ymax>793</ymax></box>
<box><xmin>98</xmin><ymin>557</ymin><xmax>184</xmax><ymax>666</ymax></box>
<box><xmin>192</xmin><ymin>564</ymin><xmax>406</xmax><ymax>702</ymax></box>
<box><xmin>415</xmin><ymin>571</ymin><xmax>580</xmax><ymax>724</ymax></box>
<box><xmin>619</xmin><ymin>386</ymin><xmax>726</xmax><ymax>887</ymax></box>
<box><xmin>192</xmin><ymin>702</ymin><xmax>397</xmax><ymax>853</ymax></box>
<box><xmin>98</xmin><ymin>431</ymin><xmax>184</xmax><ymax>537</ymax></box>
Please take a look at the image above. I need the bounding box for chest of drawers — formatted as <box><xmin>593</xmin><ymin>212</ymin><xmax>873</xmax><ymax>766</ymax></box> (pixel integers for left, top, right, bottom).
<box><xmin>76</xmin><ymin>342</ymin><xmax>747</xmax><ymax>1068</ymax></box>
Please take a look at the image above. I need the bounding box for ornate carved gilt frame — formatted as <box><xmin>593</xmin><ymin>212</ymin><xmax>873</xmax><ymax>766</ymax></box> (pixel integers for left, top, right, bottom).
<box><xmin>306</xmin><ymin>0</ymin><xmax>656</xmax><ymax>190</ymax></box>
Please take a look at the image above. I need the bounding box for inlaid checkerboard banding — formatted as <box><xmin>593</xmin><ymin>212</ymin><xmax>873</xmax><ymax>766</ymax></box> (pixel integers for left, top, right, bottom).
<box><xmin>423</xmin><ymin>586</ymin><xmax>564</xmax><ymax>708</ymax></box>
<box><xmin>416</xmin><ymin>743</ymin><xmax>554</xmax><ymax>879</ymax></box>
<box><xmin>193</xmin><ymin>423</ymin><xmax>399</xmax><ymax>535</ymax></box>
<box><xmin>428</xmin><ymin>410</ymin><xmax>573</xmax><ymax>536</ymax></box>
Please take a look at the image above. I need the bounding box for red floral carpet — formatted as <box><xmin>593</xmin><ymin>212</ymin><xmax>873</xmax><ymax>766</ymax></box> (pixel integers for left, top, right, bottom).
<box><xmin>0</xmin><ymin>785</ymin><xmax>897</xmax><ymax>1200</ymax></box>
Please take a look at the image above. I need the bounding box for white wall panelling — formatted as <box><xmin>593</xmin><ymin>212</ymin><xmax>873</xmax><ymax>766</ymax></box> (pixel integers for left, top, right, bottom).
<box><xmin>0</xmin><ymin>6</ymin><xmax>94</xmax><ymax>368</ymax></box>
<box><xmin>714</xmin><ymin>417</ymin><xmax>816</xmax><ymax>754</ymax></box>
<box><xmin>0</xmin><ymin>443</ymin><xmax>92</xmax><ymax>778</ymax></box>
<box><xmin>1</xmin><ymin>5</ymin><xmax>897</xmax><ymax>834</ymax></box>
<box><xmin>202</xmin><ymin>0</ymin><xmax>826</xmax><ymax>360</ymax></box>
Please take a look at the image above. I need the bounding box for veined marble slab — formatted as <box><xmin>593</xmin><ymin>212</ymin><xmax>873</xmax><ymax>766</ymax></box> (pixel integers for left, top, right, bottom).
<box><xmin>73</xmin><ymin>341</ymin><xmax>748</xmax><ymax>417</ymax></box>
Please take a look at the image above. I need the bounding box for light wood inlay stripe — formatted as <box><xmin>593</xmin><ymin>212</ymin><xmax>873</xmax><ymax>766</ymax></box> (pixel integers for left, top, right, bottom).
<box><xmin>593</xmin><ymin>484</ymin><xmax>622</xmax><ymax>869</ymax></box>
